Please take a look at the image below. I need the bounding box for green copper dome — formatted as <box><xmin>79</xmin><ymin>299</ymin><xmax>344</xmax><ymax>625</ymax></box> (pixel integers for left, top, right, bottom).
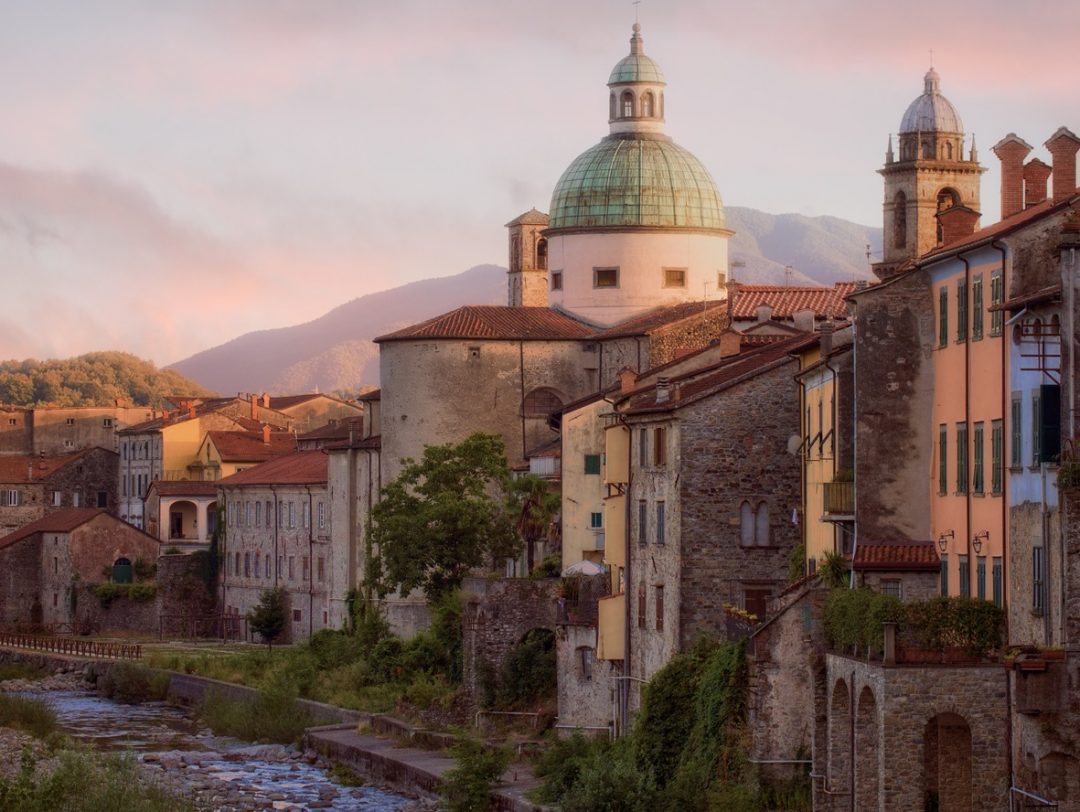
<box><xmin>547</xmin><ymin>136</ymin><xmax>726</xmax><ymax>232</ymax></box>
<box><xmin>608</xmin><ymin>53</ymin><xmax>665</xmax><ymax>85</ymax></box>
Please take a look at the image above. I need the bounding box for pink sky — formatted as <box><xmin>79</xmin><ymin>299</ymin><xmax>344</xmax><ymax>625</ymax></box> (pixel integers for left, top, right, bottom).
<box><xmin>1</xmin><ymin>0</ymin><xmax>1076</xmax><ymax>365</ymax></box>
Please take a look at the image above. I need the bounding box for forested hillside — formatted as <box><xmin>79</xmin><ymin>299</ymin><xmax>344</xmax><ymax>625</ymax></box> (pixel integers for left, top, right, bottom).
<box><xmin>0</xmin><ymin>352</ymin><xmax>214</xmax><ymax>407</ymax></box>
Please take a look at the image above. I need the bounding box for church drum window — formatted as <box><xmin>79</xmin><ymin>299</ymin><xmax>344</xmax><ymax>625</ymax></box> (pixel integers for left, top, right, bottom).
<box><xmin>593</xmin><ymin>267</ymin><xmax>619</xmax><ymax>288</ymax></box>
<box><xmin>641</xmin><ymin>91</ymin><xmax>654</xmax><ymax>117</ymax></box>
<box><xmin>621</xmin><ymin>90</ymin><xmax>634</xmax><ymax>118</ymax></box>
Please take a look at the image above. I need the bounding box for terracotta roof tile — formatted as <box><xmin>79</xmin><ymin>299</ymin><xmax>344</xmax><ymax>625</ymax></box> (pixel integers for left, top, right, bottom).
<box><xmin>217</xmin><ymin>450</ymin><xmax>328</xmax><ymax>486</ymax></box>
<box><xmin>589</xmin><ymin>300</ymin><xmax>727</xmax><ymax>339</ymax></box>
<box><xmin>375</xmin><ymin>306</ymin><xmax>593</xmax><ymax>342</ymax></box>
<box><xmin>206</xmin><ymin>431</ymin><xmax>297</xmax><ymax>462</ymax></box>
<box><xmin>852</xmin><ymin>540</ymin><xmax>940</xmax><ymax>572</ymax></box>
<box><xmin>323</xmin><ymin>434</ymin><xmax>382</xmax><ymax>451</ymax></box>
<box><xmin>0</xmin><ymin>508</ymin><xmax>107</xmax><ymax>549</ymax></box>
<box><xmin>0</xmin><ymin>448</ymin><xmax>112</xmax><ymax>484</ymax></box>
<box><xmin>297</xmin><ymin>419</ymin><xmax>364</xmax><ymax>442</ymax></box>
<box><xmin>730</xmin><ymin>283</ymin><xmax>856</xmax><ymax>320</ymax></box>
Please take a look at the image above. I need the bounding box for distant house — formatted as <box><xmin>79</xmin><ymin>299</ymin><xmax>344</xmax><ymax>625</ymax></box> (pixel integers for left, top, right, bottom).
<box><xmin>0</xmin><ymin>447</ymin><xmax>118</xmax><ymax>537</ymax></box>
<box><xmin>0</xmin><ymin>508</ymin><xmax>160</xmax><ymax>629</ymax></box>
<box><xmin>144</xmin><ymin>480</ymin><xmax>220</xmax><ymax>551</ymax></box>
<box><xmin>189</xmin><ymin>426</ymin><xmax>298</xmax><ymax>481</ymax></box>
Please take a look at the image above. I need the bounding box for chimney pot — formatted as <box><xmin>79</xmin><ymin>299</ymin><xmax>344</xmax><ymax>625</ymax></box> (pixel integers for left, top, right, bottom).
<box><xmin>250</xmin><ymin>394</ymin><xmax>258</xmax><ymax>421</ymax></box>
<box><xmin>262</xmin><ymin>424</ymin><xmax>271</xmax><ymax>445</ymax></box>
<box><xmin>718</xmin><ymin>330</ymin><xmax>742</xmax><ymax>358</ymax></box>
<box><xmin>992</xmin><ymin>133</ymin><xmax>1034</xmax><ymax>219</ymax></box>
<box><xmin>1023</xmin><ymin>158</ymin><xmax>1053</xmax><ymax>207</ymax></box>
<box><xmin>1046</xmin><ymin>126</ymin><xmax>1080</xmax><ymax>204</ymax></box>
<box><xmin>262</xmin><ymin>392</ymin><xmax>271</xmax><ymax>408</ymax></box>
<box><xmin>188</xmin><ymin>404</ymin><xmax>196</xmax><ymax>419</ymax></box>
<box><xmin>619</xmin><ymin>367</ymin><xmax>639</xmax><ymax>395</ymax></box>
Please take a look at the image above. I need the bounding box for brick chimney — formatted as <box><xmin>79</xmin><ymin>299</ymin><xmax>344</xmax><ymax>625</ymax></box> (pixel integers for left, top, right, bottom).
<box><xmin>619</xmin><ymin>367</ymin><xmax>638</xmax><ymax>395</ymax></box>
<box><xmin>262</xmin><ymin>424</ymin><xmax>271</xmax><ymax>445</ymax></box>
<box><xmin>187</xmin><ymin>404</ymin><xmax>196</xmax><ymax>419</ymax></box>
<box><xmin>261</xmin><ymin>392</ymin><xmax>271</xmax><ymax>408</ymax></box>
<box><xmin>250</xmin><ymin>394</ymin><xmax>258</xmax><ymax>421</ymax></box>
<box><xmin>718</xmin><ymin>330</ymin><xmax>742</xmax><ymax>358</ymax></box>
<box><xmin>992</xmin><ymin>133</ymin><xmax>1034</xmax><ymax>219</ymax></box>
<box><xmin>1023</xmin><ymin>158</ymin><xmax>1052</xmax><ymax>207</ymax></box>
<box><xmin>936</xmin><ymin>204</ymin><xmax>981</xmax><ymax>246</ymax></box>
<box><xmin>1046</xmin><ymin>126</ymin><xmax>1080</xmax><ymax>204</ymax></box>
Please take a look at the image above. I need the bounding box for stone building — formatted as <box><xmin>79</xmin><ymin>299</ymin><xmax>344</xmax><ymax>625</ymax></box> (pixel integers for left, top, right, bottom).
<box><xmin>144</xmin><ymin>480</ymin><xmax>219</xmax><ymax>551</ymax></box>
<box><xmin>0</xmin><ymin>405</ymin><xmax>154</xmax><ymax>457</ymax></box>
<box><xmin>188</xmin><ymin>426</ymin><xmax>298</xmax><ymax>481</ymax></box>
<box><xmin>217</xmin><ymin>450</ymin><xmax>338</xmax><ymax>642</ymax></box>
<box><xmin>0</xmin><ymin>508</ymin><xmax>160</xmax><ymax>629</ymax></box>
<box><xmin>0</xmin><ymin>447</ymin><xmax>118</xmax><ymax>536</ymax></box>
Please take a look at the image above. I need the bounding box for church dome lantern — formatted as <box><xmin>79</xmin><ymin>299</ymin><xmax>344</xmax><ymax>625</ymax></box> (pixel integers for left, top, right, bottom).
<box><xmin>899</xmin><ymin>68</ymin><xmax>964</xmax><ymax>134</ymax></box>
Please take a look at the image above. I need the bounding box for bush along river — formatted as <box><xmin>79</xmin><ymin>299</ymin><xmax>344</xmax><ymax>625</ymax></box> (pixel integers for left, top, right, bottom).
<box><xmin>4</xmin><ymin>673</ymin><xmax>430</xmax><ymax>812</ymax></box>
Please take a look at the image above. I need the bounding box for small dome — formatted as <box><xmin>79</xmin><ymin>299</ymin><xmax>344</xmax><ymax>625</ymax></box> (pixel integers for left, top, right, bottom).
<box><xmin>548</xmin><ymin>136</ymin><xmax>725</xmax><ymax>231</ymax></box>
<box><xmin>608</xmin><ymin>22</ymin><xmax>666</xmax><ymax>85</ymax></box>
<box><xmin>899</xmin><ymin>68</ymin><xmax>963</xmax><ymax>133</ymax></box>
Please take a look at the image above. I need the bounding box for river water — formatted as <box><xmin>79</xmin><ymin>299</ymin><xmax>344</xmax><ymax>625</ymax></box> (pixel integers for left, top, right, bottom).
<box><xmin>41</xmin><ymin>690</ymin><xmax>416</xmax><ymax>812</ymax></box>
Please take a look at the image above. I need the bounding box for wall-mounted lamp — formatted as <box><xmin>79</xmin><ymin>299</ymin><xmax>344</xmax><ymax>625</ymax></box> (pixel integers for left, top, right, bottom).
<box><xmin>972</xmin><ymin>530</ymin><xmax>990</xmax><ymax>555</ymax></box>
<box><xmin>937</xmin><ymin>530</ymin><xmax>955</xmax><ymax>554</ymax></box>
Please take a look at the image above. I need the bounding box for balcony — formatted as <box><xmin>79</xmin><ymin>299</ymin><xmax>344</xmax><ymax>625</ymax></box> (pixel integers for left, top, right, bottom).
<box><xmin>822</xmin><ymin>481</ymin><xmax>854</xmax><ymax>518</ymax></box>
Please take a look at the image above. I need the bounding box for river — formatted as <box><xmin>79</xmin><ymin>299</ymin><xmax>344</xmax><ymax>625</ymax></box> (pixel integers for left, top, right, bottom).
<box><xmin>39</xmin><ymin>689</ymin><xmax>418</xmax><ymax>812</ymax></box>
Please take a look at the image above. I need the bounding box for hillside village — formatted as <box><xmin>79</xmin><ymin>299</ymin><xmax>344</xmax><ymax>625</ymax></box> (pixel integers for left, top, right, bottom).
<box><xmin>2</xmin><ymin>21</ymin><xmax>1080</xmax><ymax>812</ymax></box>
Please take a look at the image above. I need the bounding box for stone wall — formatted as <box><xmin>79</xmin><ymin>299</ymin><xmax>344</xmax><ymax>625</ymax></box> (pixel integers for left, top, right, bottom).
<box><xmin>157</xmin><ymin>552</ymin><xmax>218</xmax><ymax>626</ymax></box>
<box><xmin>647</xmin><ymin>308</ymin><xmax>730</xmax><ymax>368</ymax></box>
<box><xmin>461</xmin><ymin>577</ymin><xmax>559</xmax><ymax>705</ymax></box>
<box><xmin>821</xmin><ymin>654</ymin><xmax>1009</xmax><ymax>811</ymax></box>
<box><xmin>0</xmin><ymin>534</ymin><xmax>44</xmax><ymax>625</ymax></box>
<box><xmin>75</xmin><ymin>582</ymin><xmax>160</xmax><ymax>635</ymax></box>
<box><xmin>856</xmin><ymin>570</ymin><xmax>939</xmax><ymax>602</ymax></box>
<box><xmin>1010</xmin><ymin>655</ymin><xmax>1080</xmax><ymax>808</ymax></box>
<box><xmin>1063</xmin><ymin>487</ymin><xmax>1080</xmax><ymax>647</ymax></box>
<box><xmin>850</xmin><ymin>271</ymin><xmax>936</xmax><ymax>544</ymax></box>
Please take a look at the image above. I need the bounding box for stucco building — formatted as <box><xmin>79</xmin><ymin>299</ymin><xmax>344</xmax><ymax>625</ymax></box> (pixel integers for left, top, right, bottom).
<box><xmin>0</xmin><ymin>447</ymin><xmax>118</xmax><ymax>536</ymax></box>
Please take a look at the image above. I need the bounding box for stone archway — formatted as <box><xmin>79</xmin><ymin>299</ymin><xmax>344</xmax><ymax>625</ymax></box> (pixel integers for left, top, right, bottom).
<box><xmin>855</xmin><ymin>686</ymin><xmax>879</xmax><ymax>810</ymax></box>
<box><xmin>829</xmin><ymin>677</ymin><xmax>851</xmax><ymax>802</ymax></box>
<box><xmin>923</xmin><ymin>712</ymin><xmax>972</xmax><ymax>811</ymax></box>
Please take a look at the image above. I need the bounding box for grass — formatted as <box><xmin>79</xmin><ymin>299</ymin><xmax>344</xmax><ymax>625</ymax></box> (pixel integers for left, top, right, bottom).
<box><xmin>0</xmin><ymin>748</ymin><xmax>194</xmax><ymax>812</ymax></box>
<box><xmin>92</xmin><ymin>662</ymin><xmax>170</xmax><ymax>704</ymax></box>
<box><xmin>0</xmin><ymin>695</ymin><xmax>57</xmax><ymax>740</ymax></box>
<box><xmin>0</xmin><ymin>662</ymin><xmax>50</xmax><ymax>683</ymax></box>
<box><xmin>196</xmin><ymin>670</ymin><xmax>315</xmax><ymax>745</ymax></box>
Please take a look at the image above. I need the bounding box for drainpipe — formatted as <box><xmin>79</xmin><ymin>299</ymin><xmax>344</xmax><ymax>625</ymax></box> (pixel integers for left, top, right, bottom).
<box><xmin>305</xmin><ymin>485</ymin><xmax>314</xmax><ymax>639</ymax></box>
<box><xmin>519</xmin><ymin>341</ymin><xmax>527</xmax><ymax>462</ymax></box>
<box><xmin>848</xmin><ymin>670</ymin><xmax>855</xmax><ymax>811</ymax></box>
<box><xmin>960</xmin><ymin>253</ymin><xmax>973</xmax><ymax>598</ymax></box>
<box><xmin>1064</xmin><ymin>241</ymin><xmax>1077</xmax><ymax>644</ymax></box>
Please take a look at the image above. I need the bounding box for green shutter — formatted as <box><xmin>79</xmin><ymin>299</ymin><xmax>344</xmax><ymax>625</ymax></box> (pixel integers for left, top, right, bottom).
<box><xmin>990</xmin><ymin>270</ymin><xmax>1004</xmax><ymax>336</ymax></box>
<box><xmin>956</xmin><ymin>423</ymin><xmax>968</xmax><ymax>493</ymax></box>
<box><xmin>959</xmin><ymin>555</ymin><xmax>970</xmax><ymax>598</ymax></box>
<box><xmin>991</xmin><ymin>420</ymin><xmax>1003</xmax><ymax>494</ymax></box>
<box><xmin>992</xmin><ymin>558</ymin><xmax>1002</xmax><ymax>606</ymax></box>
<box><xmin>1032</xmin><ymin>393</ymin><xmax>1041</xmax><ymax>466</ymax></box>
<box><xmin>1011</xmin><ymin>396</ymin><xmax>1022</xmax><ymax>468</ymax></box>
<box><xmin>972</xmin><ymin>275</ymin><xmax>984</xmax><ymax>340</ymax></box>
<box><xmin>941</xmin><ymin>555</ymin><xmax>949</xmax><ymax>596</ymax></box>
<box><xmin>977</xmin><ymin>558</ymin><xmax>986</xmax><ymax>600</ymax></box>
<box><xmin>973</xmin><ymin>422</ymin><xmax>984</xmax><ymax>494</ymax></box>
<box><xmin>938</xmin><ymin>425</ymin><xmax>948</xmax><ymax>495</ymax></box>
<box><xmin>584</xmin><ymin>454</ymin><xmax>601</xmax><ymax>475</ymax></box>
<box><xmin>939</xmin><ymin>287</ymin><xmax>949</xmax><ymax>347</ymax></box>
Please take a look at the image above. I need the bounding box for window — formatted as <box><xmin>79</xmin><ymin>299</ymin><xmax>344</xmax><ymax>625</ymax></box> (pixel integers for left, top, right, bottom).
<box><xmin>992</xmin><ymin>557</ymin><xmax>1002</xmax><ymax>606</ymax></box>
<box><xmin>52</xmin><ymin>491</ymin><xmax>62</xmax><ymax>506</ymax></box>
<box><xmin>976</xmin><ymin>557</ymin><xmax>986</xmax><ymax>600</ymax></box>
<box><xmin>1033</xmin><ymin>546</ymin><xmax>1045</xmax><ymax>614</ymax></box>
<box><xmin>72</xmin><ymin>491</ymin><xmax>81</xmax><ymax>508</ymax></box>
<box><xmin>940</xmin><ymin>554</ymin><xmax>949</xmax><ymax>596</ymax></box>
<box><xmin>103</xmin><ymin>418</ymin><xmax>113</xmax><ymax>428</ymax></box>
<box><xmin>656</xmin><ymin>502</ymin><xmax>665</xmax><ymax>545</ymax></box>
<box><xmin>972</xmin><ymin>274</ymin><xmax>984</xmax><ymax>340</ymax></box>
<box><xmin>655</xmin><ymin>586</ymin><xmax>664</xmax><ymax>631</ymax></box>
<box><xmin>280</xmin><ymin>502</ymin><xmax>287</xmax><ymax>527</ymax></box>
<box><xmin>578</xmin><ymin>646</ymin><xmax>594</xmax><ymax>681</ymax></box>
<box><xmin>880</xmin><ymin>580</ymin><xmax>901</xmax><ymax>599</ymax></box>
<box><xmin>958</xmin><ymin>554</ymin><xmax>970</xmax><ymax>598</ymax></box>
<box><xmin>938</xmin><ymin>287</ymin><xmax>948</xmax><ymax>347</ymax></box>
<box><xmin>524</xmin><ymin>388</ymin><xmax>564</xmax><ymax>417</ymax></box>
<box><xmin>302</xmin><ymin>501</ymin><xmax>310</xmax><ymax>528</ymax></box>
<box><xmin>317</xmin><ymin>557</ymin><xmax>325</xmax><ymax>583</ymax></box>
<box><xmin>551</xmin><ymin>271</ymin><xmax>562</xmax><ymax>291</ymax></box>
<box><xmin>63</xmin><ymin>440</ymin><xmax>74</xmax><ymax>449</ymax></box>
<box><xmin>318</xmin><ymin>501</ymin><xmax>326</xmax><ymax>530</ymax></box>
<box><xmin>584</xmin><ymin>454</ymin><xmax>602</xmax><ymax>475</ymax></box>
<box><xmin>593</xmin><ymin>267</ymin><xmax>619</xmax><ymax>288</ymax></box>
<box><xmin>641</xmin><ymin>91</ymin><xmax>654</xmax><ymax>117</ymax></box>
<box><xmin>973</xmin><ymin>422</ymin><xmax>984</xmax><ymax>494</ymax></box>
<box><xmin>990</xmin><ymin>270</ymin><xmax>1003</xmax><ymax>336</ymax></box>
<box><xmin>265</xmin><ymin>556</ymin><xmax>271</xmax><ymax>578</ymax></box>
<box><xmin>244</xmin><ymin>553</ymin><xmax>250</xmax><ymax>577</ymax></box>
<box><xmin>2</xmin><ymin>489</ymin><xmax>21</xmax><ymax>507</ymax></box>
<box><xmin>303</xmin><ymin>556</ymin><xmax>310</xmax><ymax>581</ymax></box>
<box><xmin>956</xmin><ymin>423</ymin><xmax>967</xmax><ymax>493</ymax></box>
<box><xmin>740</xmin><ymin>500</ymin><xmax>770</xmax><ymax>546</ymax></box>
<box><xmin>255</xmin><ymin>501</ymin><xmax>261</xmax><ymax>527</ymax></box>
<box><xmin>254</xmin><ymin>552</ymin><xmax>260</xmax><ymax>578</ymax></box>
<box><xmin>96</xmin><ymin>491</ymin><xmax>107</xmax><ymax>508</ymax></box>
<box><xmin>590</xmin><ymin>512</ymin><xmax>603</xmax><ymax>529</ymax></box>
<box><xmin>288</xmin><ymin>556</ymin><xmax>295</xmax><ymax>580</ymax></box>
<box><xmin>637</xmin><ymin>582</ymin><xmax>646</xmax><ymax>628</ymax></box>
<box><xmin>717</xmin><ymin>271</ymin><xmax>727</xmax><ymax>289</ymax></box>
<box><xmin>937</xmin><ymin>424</ymin><xmax>948</xmax><ymax>495</ymax></box>
<box><xmin>278</xmin><ymin>556</ymin><xmax>283</xmax><ymax>578</ymax></box>
<box><xmin>246</xmin><ymin>501</ymin><xmax>254</xmax><ymax>526</ymax></box>
<box><xmin>956</xmin><ymin>278</ymin><xmax>967</xmax><ymax>341</ymax></box>
<box><xmin>6</xmin><ymin>418</ymin><xmax>15</xmax><ymax>426</ymax></box>
<box><xmin>991</xmin><ymin>420</ymin><xmax>1003</xmax><ymax>494</ymax></box>
<box><xmin>652</xmin><ymin>427</ymin><xmax>666</xmax><ymax>465</ymax></box>
<box><xmin>266</xmin><ymin>500</ymin><xmax>272</xmax><ymax>525</ymax></box>
<box><xmin>621</xmin><ymin>90</ymin><xmax>634</xmax><ymax>117</ymax></box>
<box><xmin>638</xmin><ymin>500</ymin><xmax>647</xmax><ymax>546</ymax></box>
<box><xmin>894</xmin><ymin>191</ymin><xmax>907</xmax><ymax>250</ymax></box>
<box><xmin>1032</xmin><ymin>391</ymin><xmax>1041</xmax><ymax>467</ymax></box>
<box><xmin>234</xmin><ymin>552</ymin><xmax>240</xmax><ymax>577</ymax></box>
<box><xmin>288</xmin><ymin>502</ymin><xmax>296</xmax><ymax>528</ymax></box>
<box><xmin>740</xmin><ymin>501</ymin><xmax>755</xmax><ymax>546</ymax></box>
<box><xmin>66</xmin><ymin>418</ymin><xmax>75</xmax><ymax>426</ymax></box>
<box><xmin>744</xmin><ymin>588</ymin><xmax>771</xmax><ymax>620</ymax></box>
<box><xmin>292</xmin><ymin>609</ymin><xmax>302</xmax><ymax>622</ymax></box>
<box><xmin>638</xmin><ymin>429</ymin><xmax>648</xmax><ymax>468</ymax></box>
<box><xmin>1011</xmin><ymin>394</ymin><xmax>1023</xmax><ymax>469</ymax></box>
<box><xmin>663</xmin><ymin>268</ymin><xmax>687</xmax><ymax>288</ymax></box>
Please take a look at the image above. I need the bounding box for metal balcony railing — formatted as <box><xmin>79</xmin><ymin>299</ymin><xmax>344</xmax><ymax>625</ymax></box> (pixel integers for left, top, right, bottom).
<box><xmin>823</xmin><ymin>481</ymin><xmax>854</xmax><ymax>515</ymax></box>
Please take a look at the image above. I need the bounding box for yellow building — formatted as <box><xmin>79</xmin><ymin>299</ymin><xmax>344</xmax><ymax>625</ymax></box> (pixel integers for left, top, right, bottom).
<box><xmin>190</xmin><ymin>428</ymin><xmax>298</xmax><ymax>481</ymax></box>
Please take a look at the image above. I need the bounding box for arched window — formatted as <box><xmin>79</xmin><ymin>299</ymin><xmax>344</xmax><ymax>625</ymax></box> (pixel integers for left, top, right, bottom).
<box><xmin>523</xmin><ymin>388</ymin><xmax>563</xmax><ymax>417</ymax></box>
<box><xmin>740</xmin><ymin>501</ymin><xmax>755</xmax><ymax>546</ymax></box>
<box><xmin>922</xmin><ymin>140</ymin><xmax>934</xmax><ymax>159</ymax></box>
<box><xmin>936</xmin><ymin>188</ymin><xmax>960</xmax><ymax>212</ymax></box>
<box><xmin>112</xmin><ymin>557</ymin><xmax>133</xmax><ymax>584</ymax></box>
<box><xmin>609</xmin><ymin>93</ymin><xmax>616</xmax><ymax>120</ymax></box>
<box><xmin>755</xmin><ymin>502</ymin><xmax>770</xmax><ymax>546</ymax></box>
<box><xmin>641</xmin><ymin>92</ymin><xmax>654</xmax><ymax>117</ymax></box>
<box><xmin>621</xmin><ymin>90</ymin><xmax>634</xmax><ymax>118</ymax></box>
<box><xmin>946</xmin><ymin>141</ymin><xmax>953</xmax><ymax>160</ymax></box>
<box><xmin>660</xmin><ymin>92</ymin><xmax>665</xmax><ymax>118</ymax></box>
<box><xmin>536</xmin><ymin>238</ymin><xmax>548</xmax><ymax>270</ymax></box>
<box><xmin>893</xmin><ymin>191</ymin><xmax>907</xmax><ymax>252</ymax></box>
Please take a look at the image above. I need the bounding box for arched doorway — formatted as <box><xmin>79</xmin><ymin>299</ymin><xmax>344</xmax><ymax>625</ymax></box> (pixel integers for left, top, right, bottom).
<box><xmin>855</xmin><ymin>686</ymin><xmax>879</xmax><ymax>810</ymax></box>
<box><xmin>829</xmin><ymin>678</ymin><xmax>851</xmax><ymax>795</ymax></box>
<box><xmin>169</xmin><ymin>500</ymin><xmax>197</xmax><ymax>541</ymax></box>
<box><xmin>498</xmin><ymin>628</ymin><xmax>557</xmax><ymax>707</ymax></box>
<box><xmin>923</xmin><ymin>712</ymin><xmax>972</xmax><ymax>811</ymax></box>
<box><xmin>113</xmin><ymin>558</ymin><xmax>133</xmax><ymax>584</ymax></box>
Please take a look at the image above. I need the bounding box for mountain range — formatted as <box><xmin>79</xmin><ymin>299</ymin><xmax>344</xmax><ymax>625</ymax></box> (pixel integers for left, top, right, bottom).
<box><xmin>169</xmin><ymin>207</ymin><xmax>882</xmax><ymax>394</ymax></box>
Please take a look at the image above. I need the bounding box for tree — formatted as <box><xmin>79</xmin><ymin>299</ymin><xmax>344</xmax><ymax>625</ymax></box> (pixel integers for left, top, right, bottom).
<box><xmin>368</xmin><ymin>433</ymin><xmax>521</xmax><ymax>602</ymax></box>
<box><xmin>248</xmin><ymin>588</ymin><xmax>288</xmax><ymax>650</ymax></box>
<box><xmin>507</xmin><ymin>474</ymin><xmax>561</xmax><ymax>574</ymax></box>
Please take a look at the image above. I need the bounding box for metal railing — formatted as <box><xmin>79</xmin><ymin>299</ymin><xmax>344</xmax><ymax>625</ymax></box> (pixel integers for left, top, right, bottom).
<box><xmin>823</xmin><ymin>481</ymin><xmax>855</xmax><ymax>515</ymax></box>
<box><xmin>0</xmin><ymin>632</ymin><xmax>141</xmax><ymax>660</ymax></box>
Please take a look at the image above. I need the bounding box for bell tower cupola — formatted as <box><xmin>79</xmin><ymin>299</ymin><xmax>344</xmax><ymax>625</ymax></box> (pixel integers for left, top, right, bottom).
<box><xmin>607</xmin><ymin>23</ymin><xmax>667</xmax><ymax>137</ymax></box>
<box><xmin>874</xmin><ymin>67</ymin><xmax>986</xmax><ymax>278</ymax></box>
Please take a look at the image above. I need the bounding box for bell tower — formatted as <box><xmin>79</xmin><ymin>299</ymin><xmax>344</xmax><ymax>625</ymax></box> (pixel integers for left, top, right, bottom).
<box><xmin>506</xmin><ymin>209</ymin><xmax>550</xmax><ymax>307</ymax></box>
<box><xmin>875</xmin><ymin>68</ymin><xmax>985</xmax><ymax>278</ymax></box>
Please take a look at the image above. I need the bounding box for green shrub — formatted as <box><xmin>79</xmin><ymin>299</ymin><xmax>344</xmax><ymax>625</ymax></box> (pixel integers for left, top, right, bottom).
<box><xmin>197</xmin><ymin>672</ymin><xmax>314</xmax><ymax>744</ymax></box>
<box><xmin>788</xmin><ymin>543</ymin><xmax>806</xmax><ymax>583</ymax></box>
<box><xmin>496</xmin><ymin>628</ymin><xmax>556</xmax><ymax>708</ymax></box>
<box><xmin>0</xmin><ymin>695</ymin><xmax>57</xmax><ymax>739</ymax></box>
<box><xmin>824</xmin><ymin>588</ymin><xmax>903</xmax><ymax>656</ymax></box>
<box><xmin>531</xmin><ymin>733</ymin><xmax>600</xmax><ymax>804</ymax></box>
<box><xmin>441</xmin><ymin>737</ymin><xmax>511</xmax><ymax>812</ymax></box>
<box><xmin>0</xmin><ymin>662</ymin><xmax>49</xmax><ymax>682</ymax></box>
<box><xmin>96</xmin><ymin>662</ymin><xmax>170</xmax><ymax>703</ymax></box>
<box><xmin>817</xmin><ymin>550</ymin><xmax>849</xmax><ymax>589</ymax></box>
<box><xmin>93</xmin><ymin>582</ymin><xmax>156</xmax><ymax>607</ymax></box>
<box><xmin>530</xmin><ymin>554</ymin><xmax>561</xmax><ymax>579</ymax></box>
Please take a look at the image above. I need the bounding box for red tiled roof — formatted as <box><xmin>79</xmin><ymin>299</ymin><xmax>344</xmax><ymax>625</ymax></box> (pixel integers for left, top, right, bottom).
<box><xmin>0</xmin><ymin>448</ymin><xmax>112</xmax><ymax>484</ymax></box>
<box><xmin>0</xmin><ymin>508</ymin><xmax>107</xmax><ymax>550</ymax></box>
<box><xmin>297</xmin><ymin>418</ymin><xmax>364</xmax><ymax>442</ymax></box>
<box><xmin>356</xmin><ymin>389</ymin><xmax>381</xmax><ymax>401</ymax></box>
<box><xmin>992</xmin><ymin>283</ymin><xmax>1062</xmax><ymax>312</ymax></box>
<box><xmin>207</xmin><ymin>430</ymin><xmax>297</xmax><ymax>462</ymax></box>
<box><xmin>919</xmin><ymin>188</ymin><xmax>1080</xmax><ymax>262</ymax></box>
<box><xmin>323</xmin><ymin>434</ymin><xmax>382</xmax><ymax>452</ymax></box>
<box><xmin>375</xmin><ymin>306</ymin><xmax>593</xmax><ymax>342</ymax></box>
<box><xmin>589</xmin><ymin>300</ymin><xmax>727</xmax><ymax>339</ymax></box>
<box><xmin>852</xmin><ymin>540</ymin><xmax>940</xmax><ymax>572</ymax></box>
<box><xmin>526</xmin><ymin>437</ymin><xmax>561</xmax><ymax>459</ymax></box>
<box><xmin>730</xmin><ymin>283</ymin><xmax>856</xmax><ymax>320</ymax></box>
<box><xmin>148</xmin><ymin>481</ymin><xmax>219</xmax><ymax>497</ymax></box>
<box><xmin>217</xmin><ymin>450</ymin><xmax>328</xmax><ymax>486</ymax></box>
